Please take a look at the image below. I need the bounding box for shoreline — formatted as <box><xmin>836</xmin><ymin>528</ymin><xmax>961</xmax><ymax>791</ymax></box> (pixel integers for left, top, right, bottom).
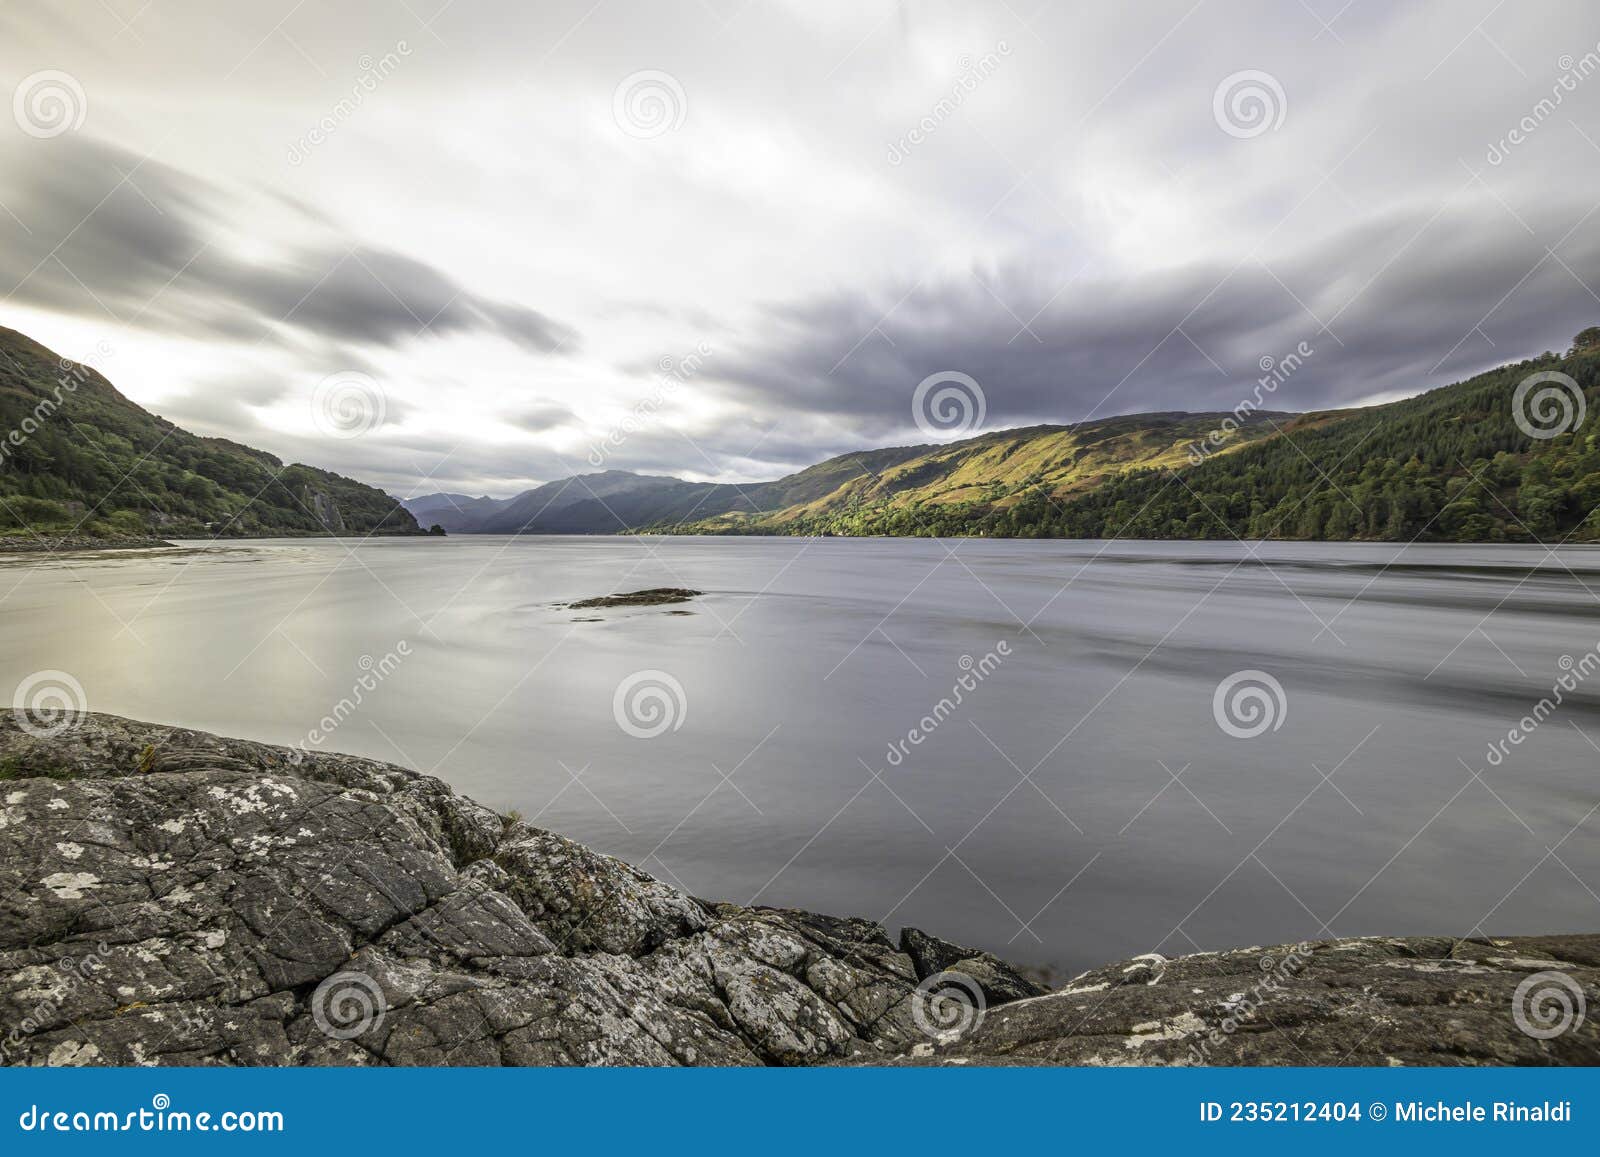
<box><xmin>10</xmin><ymin>531</ymin><xmax>1599</xmax><ymax>551</ymax></box>
<box><xmin>1</xmin><ymin>712</ymin><xmax>1595</xmax><ymax>1066</ymax></box>
<box><xmin>0</xmin><ymin>529</ymin><xmax>450</xmax><ymax>556</ymax></box>
<box><xmin>450</xmin><ymin>529</ymin><xmax>1600</xmax><ymax>547</ymax></box>
<box><xmin>0</xmin><ymin>534</ymin><xmax>179</xmax><ymax>554</ymax></box>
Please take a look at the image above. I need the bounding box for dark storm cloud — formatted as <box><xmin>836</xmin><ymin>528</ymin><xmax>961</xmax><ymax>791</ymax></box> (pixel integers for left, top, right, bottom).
<box><xmin>0</xmin><ymin>134</ymin><xmax>578</xmax><ymax>355</ymax></box>
<box><xmin>243</xmin><ymin>247</ymin><xmax>578</xmax><ymax>353</ymax></box>
<box><xmin>708</xmin><ymin>199</ymin><xmax>1600</xmax><ymax>443</ymax></box>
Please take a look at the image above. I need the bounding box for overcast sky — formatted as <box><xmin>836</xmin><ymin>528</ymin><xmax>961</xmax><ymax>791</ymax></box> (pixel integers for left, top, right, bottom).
<box><xmin>3</xmin><ymin>0</ymin><xmax>1599</xmax><ymax>496</ymax></box>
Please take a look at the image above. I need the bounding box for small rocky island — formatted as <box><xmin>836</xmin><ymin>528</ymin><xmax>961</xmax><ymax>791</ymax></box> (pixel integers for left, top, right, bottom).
<box><xmin>568</xmin><ymin>587</ymin><xmax>702</xmax><ymax>609</ymax></box>
<box><xmin>1</xmin><ymin>713</ymin><xmax>1595</xmax><ymax>1066</ymax></box>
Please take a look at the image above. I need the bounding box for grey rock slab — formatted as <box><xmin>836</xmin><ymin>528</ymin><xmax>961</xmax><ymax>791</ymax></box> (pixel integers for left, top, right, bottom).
<box><xmin>0</xmin><ymin>713</ymin><xmax>977</xmax><ymax>1066</ymax></box>
<box><xmin>4</xmin><ymin>713</ymin><xmax>1594</xmax><ymax>1067</ymax></box>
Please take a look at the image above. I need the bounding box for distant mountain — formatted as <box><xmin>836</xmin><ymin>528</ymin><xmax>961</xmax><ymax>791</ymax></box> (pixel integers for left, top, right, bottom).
<box><xmin>402</xmin><ymin>492</ymin><xmax>506</xmax><ymax>533</ymax></box>
<box><xmin>403</xmin><ymin>470</ymin><xmax>689</xmax><ymax>533</ymax></box>
<box><xmin>0</xmin><ymin>326</ymin><xmax>419</xmax><ymax>539</ymax></box>
<box><xmin>404</xmin><ymin>414</ymin><xmax>1286</xmax><ymax>536</ymax></box>
<box><xmin>473</xmin><ymin>470</ymin><xmax>686</xmax><ymax>533</ymax></box>
<box><xmin>415</xmin><ymin>336</ymin><xmax>1600</xmax><ymax>544</ymax></box>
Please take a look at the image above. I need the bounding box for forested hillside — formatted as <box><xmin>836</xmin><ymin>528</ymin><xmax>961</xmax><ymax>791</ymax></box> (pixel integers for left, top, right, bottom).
<box><xmin>0</xmin><ymin>326</ymin><xmax>418</xmax><ymax>539</ymax></box>
<box><xmin>1001</xmin><ymin>346</ymin><xmax>1600</xmax><ymax>542</ymax></box>
<box><xmin>665</xmin><ymin>412</ymin><xmax>1288</xmax><ymax>535</ymax></box>
<box><xmin>674</xmin><ymin>340</ymin><xmax>1600</xmax><ymax>543</ymax></box>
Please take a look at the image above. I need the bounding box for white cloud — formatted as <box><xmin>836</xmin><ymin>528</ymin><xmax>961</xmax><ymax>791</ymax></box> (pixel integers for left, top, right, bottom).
<box><xmin>3</xmin><ymin>0</ymin><xmax>1599</xmax><ymax>495</ymax></box>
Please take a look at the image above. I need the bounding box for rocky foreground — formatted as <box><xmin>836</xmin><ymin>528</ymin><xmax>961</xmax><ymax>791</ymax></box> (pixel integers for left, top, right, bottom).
<box><xmin>1</xmin><ymin>713</ymin><xmax>1596</xmax><ymax>1066</ymax></box>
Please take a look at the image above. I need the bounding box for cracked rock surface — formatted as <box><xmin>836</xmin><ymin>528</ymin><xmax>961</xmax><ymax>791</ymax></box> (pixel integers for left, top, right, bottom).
<box><xmin>0</xmin><ymin>714</ymin><xmax>947</xmax><ymax>1066</ymax></box>
<box><xmin>878</xmin><ymin>936</ymin><xmax>1600</xmax><ymax>1066</ymax></box>
<box><xmin>2</xmin><ymin>713</ymin><xmax>1595</xmax><ymax>1067</ymax></box>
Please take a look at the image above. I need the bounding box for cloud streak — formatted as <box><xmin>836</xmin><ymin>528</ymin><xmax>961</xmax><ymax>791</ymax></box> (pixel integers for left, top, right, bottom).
<box><xmin>0</xmin><ymin>135</ymin><xmax>578</xmax><ymax>357</ymax></box>
<box><xmin>709</xmin><ymin>199</ymin><xmax>1600</xmax><ymax>446</ymax></box>
<box><xmin>3</xmin><ymin>0</ymin><xmax>1600</xmax><ymax>496</ymax></box>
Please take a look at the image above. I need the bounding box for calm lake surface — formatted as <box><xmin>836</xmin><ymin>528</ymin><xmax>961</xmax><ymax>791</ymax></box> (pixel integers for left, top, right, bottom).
<box><xmin>3</xmin><ymin>535</ymin><xmax>1598</xmax><ymax>974</ymax></box>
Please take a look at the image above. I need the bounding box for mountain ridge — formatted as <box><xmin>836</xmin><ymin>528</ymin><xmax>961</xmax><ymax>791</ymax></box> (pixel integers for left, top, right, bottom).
<box><xmin>406</xmin><ymin>337</ymin><xmax>1600</xmax><ymax>544</ymax></box>
<box><xmin>0</xmin><ymin>325</ymin><xmax>420</xmax><ymax>540</ymax></box>
<box><xmin>403</xmin><ymin>410</ymin><xmax>1290</xmax><ymax>536</ymax></box>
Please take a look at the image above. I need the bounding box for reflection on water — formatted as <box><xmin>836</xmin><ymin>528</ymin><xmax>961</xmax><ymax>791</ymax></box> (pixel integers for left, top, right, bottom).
<box><xmin>2</xmin><ymin>535</ymin><xmax>1597</xmax><ymax>972</ymax></box>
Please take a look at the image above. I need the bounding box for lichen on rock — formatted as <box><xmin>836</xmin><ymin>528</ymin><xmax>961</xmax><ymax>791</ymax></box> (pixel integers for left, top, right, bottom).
<box><xmin>2</xmin><ymin>712</ymin><xmax>1595</xmax><ymax>1068</ymax></box>
<box><xmin>0</xmin><ymin>713</ymin><xmax>936</xmax><ymax>1066</ymax></box>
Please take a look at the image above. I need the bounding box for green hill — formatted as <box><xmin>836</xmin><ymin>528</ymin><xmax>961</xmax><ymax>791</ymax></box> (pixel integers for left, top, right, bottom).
<box><xmin>1006</xmin><ymin>347</ymin><xmax>1600</xmax><ymax>543</ymax></box>
<box><xmin>660</xmin><ymin>410</ymin><xmax>1294</xmax><ymax>535</ymax></box>
<box><xmin>664</xmin><ymin>341</ymin><xmax>1600</xmax><ymax>543</ymax></box>
<box><xmin>0</xmin><ymin>326</ymin><xmax>419</xmax><ymax>540</ymax></box>
<box><xmin>418</xmin><ymin>416</ymin><xmax>1283</xmax><ymax>537</ymax></box>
